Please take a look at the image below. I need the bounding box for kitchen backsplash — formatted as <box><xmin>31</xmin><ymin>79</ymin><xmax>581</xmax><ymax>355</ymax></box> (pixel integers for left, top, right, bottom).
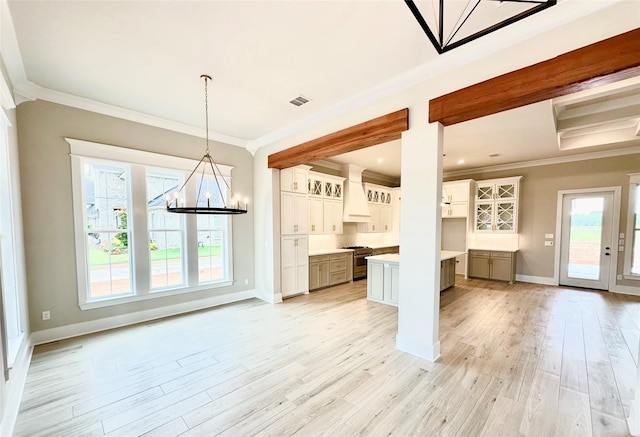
<box><xmin>308</xmin><ymin>223</ymin><xmax>399</xmax><ymax>251</ymax></box>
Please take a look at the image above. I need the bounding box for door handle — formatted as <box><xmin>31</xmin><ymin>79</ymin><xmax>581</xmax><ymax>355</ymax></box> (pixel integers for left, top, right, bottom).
<box><xmin>605</xmin><ymin>252</ymin><xmax>610</xmax><ymax>256</ymax></box>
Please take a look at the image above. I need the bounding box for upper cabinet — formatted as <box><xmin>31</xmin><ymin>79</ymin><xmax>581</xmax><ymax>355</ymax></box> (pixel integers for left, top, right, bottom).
<box><xmin>359</xmin><ymin>183</ymin><xmax>393</xmax><ymax>233</ymax></box>
<box><xmin>281</xmin><ymin>165</ymin><xmax>311</xmax><ymax>235</ymax></box>
<box><xmin>442</xmin><ymin>180</ymin><xmax>472</xmax><ymax>218</ymax></box>
<box><xmin>308</xmin><ymin>171</ymin><xmax>345</xmax><ymax>235</ymax></box>
<box><xmin>281</xmin><ymin>165</ymin><xmax>311</xmax><ymax>194</ymax></box>
<box><xmin>474</xmin><ymin>176</ymin><xmax>522</xmax><ymax>233</ymax></box>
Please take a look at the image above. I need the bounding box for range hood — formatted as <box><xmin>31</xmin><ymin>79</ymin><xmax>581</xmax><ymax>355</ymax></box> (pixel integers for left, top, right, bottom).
<box><xmin>341</xmin><ymin>164</ymin><xmax>371</xmax><ymax>223</ymax></box>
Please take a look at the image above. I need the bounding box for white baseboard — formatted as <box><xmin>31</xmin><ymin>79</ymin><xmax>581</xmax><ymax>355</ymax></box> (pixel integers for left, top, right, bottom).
<box><xmin>0</xmin><ymin>335</ymin><xmax>33</xmax><ymax>437</ymax></box>
<box><xmin>515</xmin><ymin>274</ymin><xmax>556</xmax><ymax>285</ymax></box>
<box><xmin>395</xmin><ymin>334</ymin><xmax>441</xmax><ymax>362</ymax></box>
<box><xmin>612</xmin><ymin>284</ymin><xmax>640</xmax><ymax>297</ymax></box>
<box><xmin>254</xmin><ymin>289</ymin><xmax>282</xmax><ymax>304</ymax></box>
<box><xmin>31</xmin><ymin>290</ymin><xmax>256</xmax><ymax>345</ymax></box>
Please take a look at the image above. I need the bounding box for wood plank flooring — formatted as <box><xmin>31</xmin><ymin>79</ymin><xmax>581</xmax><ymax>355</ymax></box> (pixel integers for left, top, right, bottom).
<box><xmin>14</xmin><ymin>278</ymin><xmax>640</xmax><ymax>436</ymax></box>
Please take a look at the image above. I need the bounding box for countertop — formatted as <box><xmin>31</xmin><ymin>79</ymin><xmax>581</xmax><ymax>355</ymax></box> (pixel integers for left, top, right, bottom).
<box><xmin>468</xmin><ymin>247</ymin><xmax>519</xmax><ymax>253</ymax></box>
<box><xmin>366</xmin><ymin>251</ymin><xmax>465</xmax><ymax>263</ymax></box>
<box><xmin>309</xmin><ymin>248</ymin><xmax>354</xmax><ymax>256</ymax></box>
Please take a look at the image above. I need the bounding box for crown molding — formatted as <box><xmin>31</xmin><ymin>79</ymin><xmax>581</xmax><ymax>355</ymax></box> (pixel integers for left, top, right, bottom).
<box><xmin>443</xmin><ymin>146</ymin><xmax>640</xmax><ymax>178</ymax></box>
<box><xmin>13</xmin><ymin>81</ymin><xmax>247</xmax><ymax>148</ymax></box>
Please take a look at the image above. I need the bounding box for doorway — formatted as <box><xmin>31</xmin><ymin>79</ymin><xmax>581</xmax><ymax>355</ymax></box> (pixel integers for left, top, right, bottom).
<box><xmin>558</xmin><ymin>189</ymin><xmax>620</xmax><ymax>291</ymax></box>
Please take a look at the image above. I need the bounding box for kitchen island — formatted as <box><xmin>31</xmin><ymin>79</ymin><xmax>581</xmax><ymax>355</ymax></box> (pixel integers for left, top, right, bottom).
<box><xmin>366</xmin><ymin>251</ymin><xmax>465</xmax><ymax>306</ymax></box>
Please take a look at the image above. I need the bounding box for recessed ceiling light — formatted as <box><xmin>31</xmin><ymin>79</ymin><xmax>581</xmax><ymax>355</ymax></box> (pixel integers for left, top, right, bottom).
<box><xmin>457</xmin><ymin>159</ymin><xmax>465</xmax><ymax>164</ymax></box>
<box><xmin>377</xmin><ymin>158</ymin><xmax>383</xmax><ymax>163</ymax></box>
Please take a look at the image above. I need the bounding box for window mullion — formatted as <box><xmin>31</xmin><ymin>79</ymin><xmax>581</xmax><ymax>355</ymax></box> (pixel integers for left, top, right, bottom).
<box><xmin>130</xmin><ymin>164</ymin><xmax>151</xmax><ymax>294</ymax></box>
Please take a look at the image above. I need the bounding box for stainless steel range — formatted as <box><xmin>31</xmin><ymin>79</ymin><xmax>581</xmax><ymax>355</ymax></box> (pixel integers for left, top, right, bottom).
<box><xmin>343</xmin><ymin>246</ymin><xmax>373</xmax><ymax>280</ymax></box>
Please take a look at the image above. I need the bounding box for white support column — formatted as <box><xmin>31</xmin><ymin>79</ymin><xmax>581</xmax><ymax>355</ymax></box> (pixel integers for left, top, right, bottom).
<box><xmin>628</xmin><ymin>337</ymin><xmax>640</xmax><ymax>436</ymax></box>
<box><xmin>396</xmin><ymin>121</ymin><xmax>443</xmax><ymax>362</ymax></box>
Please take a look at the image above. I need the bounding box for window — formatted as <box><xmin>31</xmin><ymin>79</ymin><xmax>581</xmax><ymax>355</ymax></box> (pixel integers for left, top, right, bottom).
<box><xmin>197</xmin><ymin>176</ymin><xmax>229</xmax><ymax>283</ymax></box>
<box><xmin>146</xmin><ymin>170</ymin><xmax>185</xmax><ymax>290</ymax></box>
<box><xmin>624</xmin><ymin>173</ymin><xmax>640</xmax><ymax>279</ymax></box>
<box><xmin>70</xmin><ymin>139</ymin><xmax>234</xmax><ymax>309</ymax></box>
<box><xmin>84</xmin><ymin>162</ymin><xmax>133</xmax><ymax>299</ymax></box>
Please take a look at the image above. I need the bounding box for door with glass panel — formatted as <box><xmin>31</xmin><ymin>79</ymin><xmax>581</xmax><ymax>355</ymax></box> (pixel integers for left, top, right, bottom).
<box><xmin>559</xmin><ymin>192</ymin><xmax>614</xmax><ymax>290</ymax></box>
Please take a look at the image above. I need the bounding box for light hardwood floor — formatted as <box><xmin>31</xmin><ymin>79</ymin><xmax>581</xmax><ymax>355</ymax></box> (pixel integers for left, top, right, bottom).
<box><xmin>14</xmin><ymin>278</ymin><xmax>640</xmax><ymax>437</ymax></box>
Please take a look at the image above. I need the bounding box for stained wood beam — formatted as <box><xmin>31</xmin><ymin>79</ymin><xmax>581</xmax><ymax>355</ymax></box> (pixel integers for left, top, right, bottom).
<box><xmin>268</xmin><ymin>108</ymin><xmax>409</xmax><ymax>169</ymax></box>
<box><xmin>429</xmin><ymin>28</ymin><xmax>640</xmax><ymax>126</ymax></box>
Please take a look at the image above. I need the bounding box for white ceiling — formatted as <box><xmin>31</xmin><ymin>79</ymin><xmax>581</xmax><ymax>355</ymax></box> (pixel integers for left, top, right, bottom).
<box><xmin>3</xmin><ymin>0</ymin><xmax>640</xmax><ymax>175</ymax></box>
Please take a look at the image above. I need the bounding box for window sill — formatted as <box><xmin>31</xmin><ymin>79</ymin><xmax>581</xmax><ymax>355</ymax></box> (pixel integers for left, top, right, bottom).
<box><xmin>79</xmin><ymin>280</ymin><xmax>234</xmax><ymax>310</ymax></box>
<box><xmin>623</xmin><ymin>274</ymin><xmax>640</xmax><ymax>281</ymax></box>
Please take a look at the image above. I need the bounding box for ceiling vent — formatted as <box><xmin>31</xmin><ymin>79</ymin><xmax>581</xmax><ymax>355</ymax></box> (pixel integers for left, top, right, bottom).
<box><xmin>289</xmin><ymin>95</ymin><xmax>310</xmax><ymax>107</ymax></box>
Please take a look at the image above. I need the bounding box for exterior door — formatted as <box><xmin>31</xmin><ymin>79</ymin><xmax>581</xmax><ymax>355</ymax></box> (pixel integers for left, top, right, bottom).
<box><xmin>559</xmin><ymin>192</ymin><xmax>614</xmax><ymax>290</ymax></box>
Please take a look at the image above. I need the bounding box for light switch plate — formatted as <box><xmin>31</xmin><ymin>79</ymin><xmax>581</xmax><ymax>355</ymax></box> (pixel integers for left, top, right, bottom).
<box><xmin>619</xmin><ymin>246</ymin><xmax>625</xmax><ymax>252</ymax></box>
<box><xmin>544</xmin><ymin>241</ymin><xmax>553</xmax><ymax>246</ymax></box>
<box><xmin>544</xmin><ymin>233</ymin><xmax>554</xmax><ymax>239</ymax></box>
<box><xmin>619</xmin><ymin>239</ymin><xmax>625</xmax><ymax>245</ymax></box>
<box><xmin>620</xmin><ymin>233</ymin><xmax>625</xmax><ymax>239</ymax></box>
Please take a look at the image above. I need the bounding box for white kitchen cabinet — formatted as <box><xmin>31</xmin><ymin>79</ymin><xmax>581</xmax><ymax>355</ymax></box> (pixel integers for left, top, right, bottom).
<box><xmin>359</xmin><ymin>183</ymin><xmax>394</xmax><ymax>233</ymax></box>
<box><xmin>367</xmin><ymin>255</ymin><xmax>400</xmax><ymax>307</ymax></box>
<box><xmin>442</xmin><ymin>180</ymin><xmax>471</xmax><ymax>218</ymax></box>
<box><xmin>307</xmin><ymin>171</ymin><xmax>344</xmax><ymax>234</ymax></box>
<box><xmin>281</xmin><ymin>235</ymin><xmax>309</xmax><ymax>297</ymax></box>
<box><xmin>473</xmin><ymin>176</ymin><xmax>521</xmax><ymax>233</ymax></box>
<box><xmin>281</xmin><ymin>165</ymin><xmax>310</xmax><ymax>194</ymax></box>
<box><xmin>323</xmin><ymin>199</ymin><xmax>343</xmax><ymax>234</ymax></box>
<box><xmin>281</xmin><ymin>192</ymin><xmax>308</xmax><ymax>234</ymax></box>
<box><xmin>309</xmin><ymin>197</ymin><xmax>323</xmax><ymax>234</ymax></box>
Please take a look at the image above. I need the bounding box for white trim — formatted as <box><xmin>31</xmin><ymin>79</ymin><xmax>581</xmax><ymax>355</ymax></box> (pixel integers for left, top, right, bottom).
<box><xmin>78</xmin><ymin>280</ymin><xmax>234</xmax><ymax>310</ymax></box>
<box><xmin>554</xmin><ymin>187</ymin><xmax>622</xmax><ymax>291</ymax></box>
<box><xmin>66</xmin><ymin>138</ymin><xmax>233</xmax><ymax>176</ymax></box>
<box><xmin>254</xmin><ymin>289</ymin><xmax>282</xmax><ymax>304</ymax></box>
<box><xmin>395</xmin><ymin>334</ymin><xmax>441</xmax><ymax>363</ymax></box>
<box><xmin>31</xmin><ymin>289</ymin><xmax>256</xmax><ymax>345</ymax></box>
<box><xmin>0</xmin><ymin>69</ymin><xmax>15</xmax><ymax>111</ymax></box>
<box><xmin>611</xmin><ymin>284</ymin><xmax>640</xmax><ymax>297</ymax></box>
<box><xmin>14</xmin><ymin>82</ymin><xmax>247</xmax><ymax>147</ymax></box>
<box><xmin>0</xmin><ymin>335</ymin><xmax>32</xmax><ymax>437</ymax></box>
<box><xmin>515</xmin><ymin>274</ymin><xmax>556</xmax><ymax>285</ymax></box>
<box><xmin>444</xmin><ymin>146</ymin><xmax>640</xmax><ymax>179</ymax></box>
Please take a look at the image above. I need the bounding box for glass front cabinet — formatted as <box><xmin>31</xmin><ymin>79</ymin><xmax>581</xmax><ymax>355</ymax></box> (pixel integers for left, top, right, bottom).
<box><xmin>474</xmin><ymin>176</ymin><xmax>521</xmax><ymax>233</ymax></box>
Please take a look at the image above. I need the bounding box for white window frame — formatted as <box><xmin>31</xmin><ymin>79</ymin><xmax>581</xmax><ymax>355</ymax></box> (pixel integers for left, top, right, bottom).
<box><xmin>68</xmin><ymin>138</ymin><xmax>235</xmax><ymax>309</ymax></box>
<box><xmin>624</xmin><ymin>172</ymin><xmax>640</xmax><ymax>280</ymax></box>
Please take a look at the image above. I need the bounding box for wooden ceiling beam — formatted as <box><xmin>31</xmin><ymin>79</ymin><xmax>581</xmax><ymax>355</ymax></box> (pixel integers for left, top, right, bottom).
<box><xmin>267</xmin><ymin>109</ymin><xmax>409</xmax><ymax>169</ymax></box>
<box><xmin>429</xmin><ymin>28</ymin><xmax>640</xmax><ymax>126</ymax></box>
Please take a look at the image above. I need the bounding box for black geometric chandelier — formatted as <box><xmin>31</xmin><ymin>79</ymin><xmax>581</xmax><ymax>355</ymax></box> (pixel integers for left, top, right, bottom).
<box><xmin>167</xmin><ymin>75</ymin><xmax>248</xmax><ymax>215</ymax></box>
<box><xmin>405</xmin><ymin>0</ymin><xmax>557</xmax><ymax>54</ymax></box>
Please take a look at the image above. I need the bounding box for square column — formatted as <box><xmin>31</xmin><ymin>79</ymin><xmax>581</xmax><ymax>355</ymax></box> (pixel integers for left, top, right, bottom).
<box><xmin>396</xmin><ymin>122</ymin><xmax>443</xmax><ymax>362</ymax></box>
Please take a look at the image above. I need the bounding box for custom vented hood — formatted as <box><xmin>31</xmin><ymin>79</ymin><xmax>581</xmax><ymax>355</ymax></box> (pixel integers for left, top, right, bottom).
<box><xmin>341</xmin><ymin>164</ymin><xmax>371</xmax><ymax>223</ymax></box>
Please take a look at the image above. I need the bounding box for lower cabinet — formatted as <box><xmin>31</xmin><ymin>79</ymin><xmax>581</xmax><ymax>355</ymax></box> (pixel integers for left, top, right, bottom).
<box><xmin>367</xmin><ymin>260</ymin><xmax>399</xmax><ymax>306</ymax></box>
<box><xmin>440</xmin><ymin>258</ymin><xmax>456</xmax><ymax>291</ymax></box>
<box><xmin>281</xmin><ymin>235</ymin><xmax>309</xmax><ymax>298</ymax></box>
<box><xmin>468</xmin><ymin>249</ymin><xmax>517</xmax><ymax>284</ymax></box>
<box><xmin>309</xmin><ymin>252</ymin><xmax>352</xmax><ymax>291</ymax></box>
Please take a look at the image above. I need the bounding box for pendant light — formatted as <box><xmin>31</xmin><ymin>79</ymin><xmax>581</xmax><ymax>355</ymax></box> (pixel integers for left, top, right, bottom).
<box><xmin>167</xmin><ymin>75</ymin><xmax>247</xmax><ymax>215</ymax></box>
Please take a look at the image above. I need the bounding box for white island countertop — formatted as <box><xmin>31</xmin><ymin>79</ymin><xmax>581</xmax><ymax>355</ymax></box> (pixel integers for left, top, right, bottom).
<box><xmin>366</xmin><ymin>251</ymin><xmax>465</xmax><ymax>263</ymax></box>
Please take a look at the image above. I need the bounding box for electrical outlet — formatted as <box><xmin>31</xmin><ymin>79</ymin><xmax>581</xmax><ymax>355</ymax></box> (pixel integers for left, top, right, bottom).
<box><xmin>619</xmin><ymin>246</ymin><xmax>625</xmax><ymax>252</ymax></box>
<box><xmin>544</xmin><ymin>233</ymin><xmax>554</xmax><ymax>239</ymax></box>
<box><xmin>42</xmin><ymin>311</ymin><xmax>50</xmax><ymax>321</ymax></box>
<box><xmin>617</xmin><ymin>275</ymin><xmax>623</xmax><ymax>280</ymax></box>
<box><xmin>619</xmin><ymin>239</ymin><xmax>625</xmax><ymax>245</ymax></box>
<box><xmin>620</xmin><ymin>233</ymin><xmax>625</xmax><ymax>239</ymax></box>
<box><xmin>244</xmin><ymin>278</ymin><xmax>249</xmax><ymax>285</ymax></box>
<box><xmin>544</xmin><ymin>241</ymin><xmax>553</xmax><ymax>246</ymax></box>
